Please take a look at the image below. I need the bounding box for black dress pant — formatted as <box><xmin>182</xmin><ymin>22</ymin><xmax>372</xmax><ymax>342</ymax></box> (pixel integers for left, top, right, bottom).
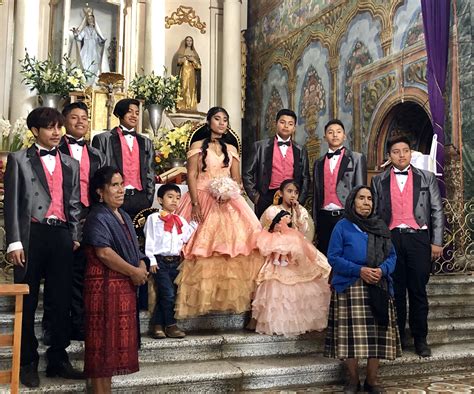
<box><xmin>315</xmin><ymin>210</ymin><xmax>344</xmax><ymax>256</ymax></box>
<box><xmin>255</xmin><ymin>188</ymin><xmax>278</xmax><ymax>219</ymax></box>
<box><xmin>391</xmin><ymin>229</ymin><xmax>432</xmax><ymax>340</ymax></box>
<box><xmin>17</xmin><ymin>223</ymin><xmax>73</xmax><ymax>367</ymax></box>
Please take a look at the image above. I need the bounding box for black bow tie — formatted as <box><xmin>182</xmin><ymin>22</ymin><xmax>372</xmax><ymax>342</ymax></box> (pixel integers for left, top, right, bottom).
<box><xmin>39</xmin><ymin>149</ymin><xmax>57</xmax><ymax>157</ymax></box>
<box><xmin>68</xmin><ymin>137</ymin><xmax>86</xmax><ymax>146</ymax></box>
<box><xmin>326</xmin><ymin>148</ymin><xmax>342</xmax><ymax>159</ymax></box>
<box><xmin>394</xmin><ymin>170</ymin><xmax>409</xmax><ymax>176</ymax></box>
<box><xmin>278</xmin><ymin>140</ymin><xmax>291</xmax><ymax>147</ymax></box>
<box><xmin>120</xmin><ymin>128</ymin><xmax>137</xmax><ymax>137</ymax></box>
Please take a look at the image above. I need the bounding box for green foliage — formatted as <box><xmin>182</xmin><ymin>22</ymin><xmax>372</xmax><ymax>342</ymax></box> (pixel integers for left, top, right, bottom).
<box><xmin>129</xmin><ymin>70</ymin><xmax>180</xmax><ymax>110</ymax></box>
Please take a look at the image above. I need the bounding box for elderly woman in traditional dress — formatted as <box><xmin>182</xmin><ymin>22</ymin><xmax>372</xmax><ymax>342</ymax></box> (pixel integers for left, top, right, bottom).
<box><xmin>324</xmin><ymin>186</ymin><xmax>401</xmax><ymax>393</ymax></box>
<box><xmin>82</xmin><ymin>166</ymin><xmax>148</xmax><ymax>393</ymax></box>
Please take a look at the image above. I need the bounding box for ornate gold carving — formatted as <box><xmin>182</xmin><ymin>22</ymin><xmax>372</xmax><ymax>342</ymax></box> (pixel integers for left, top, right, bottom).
<box><xmin>306</xmin><ymin>136</ymin><xmax>322</xmax><ymax>176</ymax></box>
<box><xmin>380</xmin><ymin>28</ymin><xmax>393</xmax><ymax>56</ymax></box>
<box><xmin>405</xmin><ymin>59</ymin><xmax>427</xmax><ymax>85</ymax></box>
<box><xmin>360</xmin><ymin>73</ymin><xmax>396</xmax><ymax>137</ymax></box>
<box><xmin>165</xmin><ymin>6</ymin><xmax>206</xmax><ymax>34</ymax></box>
<box><xmin>319</xmin><ymin>4</ymin><xmax>345</xmax><ymax>35</ymax></box>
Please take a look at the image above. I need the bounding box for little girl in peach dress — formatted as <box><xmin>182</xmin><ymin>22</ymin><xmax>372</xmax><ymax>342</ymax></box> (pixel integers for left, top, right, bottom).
<box><xmin>175</xmin><ymin>107</ymin><xmax>263</xmax><ymax>318</ymax></box>
<box><xmin>251</xmin><ymin>179</ymin><xmax>331</xmax><ymax>337</ymax></box>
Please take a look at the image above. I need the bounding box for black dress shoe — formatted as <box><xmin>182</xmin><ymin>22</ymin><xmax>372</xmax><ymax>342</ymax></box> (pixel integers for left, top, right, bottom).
<box><xmin>364</xmin><ymin>379</ymin><xmax>382</xmax><ymax>393</ymax></box>
<box><xmin>46</xmin><ymin>360</ymin><xmax>85</xmax><ymax>379</ymax></box>
<box><xmin>415</xmin><ymin>340</ymin><xmax>432</xmax><ymax>357</ymax></box>
<box><xmin>20</xmin><ymin>363</ymin><xmax>40</xmax><ymax>388</ymax></box>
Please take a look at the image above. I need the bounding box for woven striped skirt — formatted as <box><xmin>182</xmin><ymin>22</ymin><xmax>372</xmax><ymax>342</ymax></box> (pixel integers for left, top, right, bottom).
<box><xmin>324</xmin><ymin>279</ymin><xmax>401</xmax><ymax>360</ymax></box>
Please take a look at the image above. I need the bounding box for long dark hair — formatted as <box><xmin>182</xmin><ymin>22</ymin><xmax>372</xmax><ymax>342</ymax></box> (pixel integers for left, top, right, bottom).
<box><xmin>201</xmin><ymin>107</ymin><xmax>230</xmax><ymax>172</ymax></box>
<box><xmin>268</xmin><ymin>210</ymin><xmax>292</xmax><ymax>233</ymax></box>
<box><xmin>90</xmin><ymin>166</ymin><xmax>123</xmax><ymax>204</ymax></box>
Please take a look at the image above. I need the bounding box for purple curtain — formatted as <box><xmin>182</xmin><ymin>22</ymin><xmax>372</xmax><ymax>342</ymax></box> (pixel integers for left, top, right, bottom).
<box><xmin>421</xmin><ymin>0</ymin><xmax>450</xmax><ymax>197</ymax></box>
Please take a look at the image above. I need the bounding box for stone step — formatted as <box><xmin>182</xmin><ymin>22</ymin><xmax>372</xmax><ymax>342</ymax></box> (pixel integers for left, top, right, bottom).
<box><xmin>11</xmin><ymin>342</ymin><xmax>474</xmax><ymax>393</ymax></box>
<box><xmin>426</xmin><ymin>274</ymin><xmax>474</xmax><ymax>296</ymax></box>
<box><xmin>0</xmin><ymin>330</ymin><xmax>324</xmax><ymax>372</ymax></box>
<box><xmin>427</xmin><ymin>318</ymin><xmax>474</xmax><ymax>345</ymax></box>
<box><xmin>428</xmin><ymin>294</ymin><xmax>474</xmax><ymax>319</ymax></box>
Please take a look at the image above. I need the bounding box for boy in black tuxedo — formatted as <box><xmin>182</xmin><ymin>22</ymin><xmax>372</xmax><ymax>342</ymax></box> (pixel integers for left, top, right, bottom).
<box><xmin>243</xmin><ymin>109</ymin><xmax>310</xmax><ymax>219</ymax></box>
<box><xmin>312</xmin><ymin>119</ymin><xmax>367</xmax><ymax>254</ymax></box>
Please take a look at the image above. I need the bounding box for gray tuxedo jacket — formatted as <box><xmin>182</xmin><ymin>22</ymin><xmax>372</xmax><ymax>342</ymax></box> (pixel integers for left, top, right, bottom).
<box><xmin>242</xmin><ymin>137</ymin><xmax>310</xmax><ymax>204</ymax></box>
<box><xmin>371</xmin><ymin>166</ymin><xmax>444</xmax><ymax>246</ymax></box>
<box><xmin>92</xmin><ymin>128</ymin><xmax>155</xmax><ymax>204</ymax></box>
<box><xmin>312</xmin><ymin>148</ymin><xmax>367</xmax><ymax>214</ymax></box>
<box><xmin>4</xmin><ymin>145</ymin><xmax>81</xmax><ymax>281</ymax></box>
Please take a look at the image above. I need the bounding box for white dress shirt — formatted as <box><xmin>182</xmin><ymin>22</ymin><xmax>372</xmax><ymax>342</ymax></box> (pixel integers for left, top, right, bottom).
<box><xmin>276</xmin><ymin>135</ymin><xmax>291</xmax><ymax>158</ymax></box>
<box><xmin>144</xmin><ymin>210</ymin><xmax>198</xmax><ymax>266</ymax></box>
<box><xmin>66</xmin><ymin>135</ymin><xmax>84</xmax><ymax>162</ymax></box>
<box><xmin>120</xmin><ymin>127</ymin><xmax>136</xmax><ymax>151</ymax></box>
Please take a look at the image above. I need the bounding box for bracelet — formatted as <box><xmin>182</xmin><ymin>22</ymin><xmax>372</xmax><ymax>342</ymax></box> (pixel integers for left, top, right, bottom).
<box><xmin>192</xmin><ymin>201</ymin><xmax>199</xmax><ymax>206</ymax></box>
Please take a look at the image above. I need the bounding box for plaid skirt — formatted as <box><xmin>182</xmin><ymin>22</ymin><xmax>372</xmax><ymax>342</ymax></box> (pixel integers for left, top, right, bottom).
<box><xmin>324</xmin><ymin>279</ymin><xmax>401</xmax><ymax>360</ymax></box>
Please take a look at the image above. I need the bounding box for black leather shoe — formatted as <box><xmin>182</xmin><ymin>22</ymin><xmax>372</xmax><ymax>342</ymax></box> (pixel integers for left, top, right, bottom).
<box><xmin>343</xmin><ymin>381</ymin><xmax>361</xmax><ymax>393</ymax></box>
<box><xmin>364</xmin><ymin>379</ymin><xmax>382</xmax><ymax>393</ymax></box>
<box><xmin>20</xmin><ymin>363</ymin><xmax>40</xmax><ymax>388</ymax></box>
<box><xmin>415</xmin><ymin>340</ymin><xmax>432</xmax><ymax>357</ymax></box>
<box><xmin>46</xmin><ymin>360</ymin><xmax>85</xmax><ymax>379</ymax></box>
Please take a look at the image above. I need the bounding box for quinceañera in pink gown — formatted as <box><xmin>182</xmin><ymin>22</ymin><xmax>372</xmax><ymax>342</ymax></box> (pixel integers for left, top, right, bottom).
<box><xmin>252</xmin><ymin>204</ymin><xmax>331</xmax><ymax>337</ymax></box>
<box><xmin>175</xmin><ymin>147</ymin><xmax>264</xmax><ymax>318</ymax></box>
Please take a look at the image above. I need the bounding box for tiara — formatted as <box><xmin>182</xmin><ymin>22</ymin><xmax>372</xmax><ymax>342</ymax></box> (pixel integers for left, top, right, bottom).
<box><xmin>83</xmin><ymin>3</ymin><xmax>94</xmax><ymax>17</ymax></box>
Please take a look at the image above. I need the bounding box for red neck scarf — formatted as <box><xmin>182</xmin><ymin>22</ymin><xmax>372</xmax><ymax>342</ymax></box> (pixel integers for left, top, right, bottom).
<box><xmin>160</xmin><ymin>211</ymin><xmax>183</xmax><ymax>234</ymax></box>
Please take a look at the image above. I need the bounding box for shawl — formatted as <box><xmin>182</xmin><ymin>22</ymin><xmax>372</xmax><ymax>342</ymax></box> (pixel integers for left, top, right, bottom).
<box><xmin>82</xmin><ymin>203</ymin><xmax>145</xmax><ymax>267</ymax></box>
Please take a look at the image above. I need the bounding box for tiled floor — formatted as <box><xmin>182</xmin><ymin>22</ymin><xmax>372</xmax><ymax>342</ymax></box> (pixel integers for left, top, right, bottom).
<box><xmin>267</xmin><ymin>371</ymin><xmax>474</xmax><ymax>393</ymax></box>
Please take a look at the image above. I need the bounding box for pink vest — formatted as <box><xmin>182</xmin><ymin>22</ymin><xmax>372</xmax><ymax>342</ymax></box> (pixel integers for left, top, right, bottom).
<box><xmin>118</xmin><ymin>131</ymin><xmax>142</xmax><ymax>190</ymax></box>
<box><xmin>322</xmin><ymin>152</ymin><xmax>343</xmax><ymax>208</ymax></box>
<box><xmin>41</xmin><ymin>153</ymin><xmax>66</xmax><ymax>221</ymax></box>
<box><xmin>67</xmin><ymin>143</ymin><xmax>91</xmax><ymax>207</ymax></box>
<box><xmin>269</xmin><ymin>139</ymin><xmax>294</xmax><ymax>189</ymax></box>
<box><xmin>389</xmin><ymin>170</ymin><xmax>420</xmax><ymax>230</ymax></box>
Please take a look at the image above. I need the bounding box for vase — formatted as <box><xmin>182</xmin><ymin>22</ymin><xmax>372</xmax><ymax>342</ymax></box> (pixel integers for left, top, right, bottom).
<box><xmin>147</xmin><ymin>104</ymin><xmax>164</xmax><ymax>136</ymax></box>
<box><xmin>169</xmin><ymin>157</ymin><xmax>186</xmax><ymax>168</ymax></box>
<box><xmin>38</xmin><ymin>94</ymin><xmax>63</xmax><ymax>109</ymax></box>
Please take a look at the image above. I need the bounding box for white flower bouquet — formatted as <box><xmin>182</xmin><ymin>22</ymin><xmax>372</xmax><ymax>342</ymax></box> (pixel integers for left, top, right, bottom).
<box><xmin>208</xmin><ymin>177</ymin><xmax>241</xmax><ymax>202</ymax></box>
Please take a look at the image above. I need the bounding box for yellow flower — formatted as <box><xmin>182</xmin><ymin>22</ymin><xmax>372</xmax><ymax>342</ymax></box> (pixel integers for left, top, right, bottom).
<box><xmin>155</xmin><ymin>156</ymin><xmax>161</xmax><ymax>163</ymax></box>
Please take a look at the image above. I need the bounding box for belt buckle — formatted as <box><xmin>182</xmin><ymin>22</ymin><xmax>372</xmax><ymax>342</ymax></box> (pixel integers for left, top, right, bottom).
<box><xmin>46</xmin><ymin>217</ymin><xmax>57</xmax><ymax>226</ymax></box>
<box><xmin>331</xmin><ymin>210</ymin><xmax>341</xmax><ymax>217</ymax></box>
<box><xmin>126</xmin><ymin>189</ymin><xmax>136</xmax><ymax>196</ymax></box>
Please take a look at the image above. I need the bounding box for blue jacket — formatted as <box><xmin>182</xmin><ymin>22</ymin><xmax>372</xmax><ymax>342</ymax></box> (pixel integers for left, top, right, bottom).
<box><xmin>327</xmin><ymin>218</ymin><xmax>397</xmax><ymax>294</ymax></box>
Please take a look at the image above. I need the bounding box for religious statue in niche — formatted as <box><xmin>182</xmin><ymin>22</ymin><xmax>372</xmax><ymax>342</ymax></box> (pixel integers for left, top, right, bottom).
<box><xmin>71</xmin><ymin>4</ymin><xmax>109</xmax><ymax>84</ymax></box>
<box><xmin>298</xmin><ymin>65</ymin><xmax>326</xmax><ymax>138</ymax></box>
<box><xmin>176</xmin><ymin>36</ymin><xmax>201</xmax><ymax>112</ymax></box>
<box><xmin>264</xmin><ymin>86</ymin><xmax>284</xmax><ymax>136</ymax></box>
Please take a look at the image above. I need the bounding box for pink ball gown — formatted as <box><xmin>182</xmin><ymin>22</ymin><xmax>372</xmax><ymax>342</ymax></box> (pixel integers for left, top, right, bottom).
<box><xmin>175</xmin><ymin>147</ymin><xmax>264</xmax><ymax>319</ymax></box>
<box><xmin>252</xmin><ymin>204</ymin><xmax>331</xmax><ymax>337</ymax></box>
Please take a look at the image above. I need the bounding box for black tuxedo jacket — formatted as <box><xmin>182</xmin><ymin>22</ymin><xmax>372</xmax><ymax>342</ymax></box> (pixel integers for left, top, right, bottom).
<box><xmin>4</xmin><ymin>145</ymin><xmax>81</xmax><ymax>281</ymax></box>
<box><xmin>91</xmin><ymin>127</ymin><xmax>156</xmax><ymax>204</ymax></box>
<box><xmin>312</xmin><ymin>148</ymin><xmax>367</xmax><ymax>214</ymax></box>
<box><xmin>243</xmin><ymin>137</ymin><xmax>310</xmax><ymax>204</ymax></box>
<box><xmin>371</xmin><ymin>166</ymin><xmax>444</xmax><ymax>246</ymax></box>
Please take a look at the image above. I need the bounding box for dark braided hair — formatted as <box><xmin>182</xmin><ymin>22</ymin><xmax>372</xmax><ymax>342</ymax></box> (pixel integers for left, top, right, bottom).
<box><xmin>268</xmin><ymin>210</ymin><xmax>292</xmax><ymax>233</ymax></box>
<box><xmin>201</xmin><ymin>107</ymin><xmax>230</xmax><ymax>172</ymax></box>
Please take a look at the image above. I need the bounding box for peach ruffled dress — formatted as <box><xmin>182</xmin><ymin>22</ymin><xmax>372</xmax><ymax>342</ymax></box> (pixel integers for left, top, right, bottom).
<box><xmin>251</xmin><ymin>205</ymin><xmax>332</xmax><ymax>337</ymax></box>
<box><xmin>175</xmin><ymin>147</ymin><xmax>264</xmax><ymax>318</ymax></box>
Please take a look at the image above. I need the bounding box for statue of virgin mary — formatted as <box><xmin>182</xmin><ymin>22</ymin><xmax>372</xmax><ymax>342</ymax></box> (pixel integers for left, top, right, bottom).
<box><xmin>176</xmin><ymin>36</ymin><xmax>201</xmax><ymax>112</ymax></box>
<box><xmin>70</xmin><ymin>5</ymin><xmax>109</xmax><ymax>84</ymax></box>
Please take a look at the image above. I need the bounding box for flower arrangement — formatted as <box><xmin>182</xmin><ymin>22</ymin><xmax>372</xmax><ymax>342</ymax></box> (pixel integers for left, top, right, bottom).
<box><xmin>152</xmin><ymin>122</ymin><xmax>192</xmax><ymax>173</ymax></box>
<box><xmin>0</xmin><ymin>117</ymin><xmax>31</xmax><ymax>152</ymax></box>
<box><xmin>129</xmin><ymin>70</ymin><xmax>180</xmax><ymax>110</ymax></box>
<box><xmin>208</xmin><ymin>177</ymin><xmax>241</xmax><ymax>202</ymax></box>
<box><xmin>19</xmin><ymin>51</ymin><xmax>93</xmax><ymax>97</ymax></box>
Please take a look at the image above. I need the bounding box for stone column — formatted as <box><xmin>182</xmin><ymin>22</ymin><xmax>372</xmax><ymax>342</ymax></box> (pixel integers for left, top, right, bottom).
<box><xmin>221</xmin><ymin>0</ymin><xmax>242</xmax><ymax>136</ymax></box>
<box><xmin>144</xmin><ymin>0</ymin><xmax>165</xmax><ymax>75</ymax></box>
<box><xmin>9</xmin><ymin>0</ymin><xmax>46</xmax><ymax>121</ymax></box>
